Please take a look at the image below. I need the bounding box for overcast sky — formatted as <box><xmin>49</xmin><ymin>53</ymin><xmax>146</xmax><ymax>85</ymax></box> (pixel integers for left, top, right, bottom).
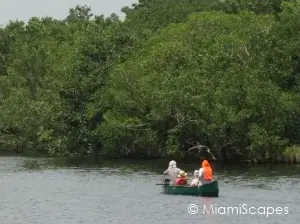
<box><xmin>0</xmin><ymin>0</ymin><xmax>138</xmax><ymax>26</ymax></box>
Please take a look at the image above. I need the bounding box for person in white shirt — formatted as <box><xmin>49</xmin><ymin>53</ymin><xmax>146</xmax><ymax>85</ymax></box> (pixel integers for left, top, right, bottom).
<box><xmin>190</xmin><ymin>170</ymin><xmax>199</xmax><ymax>187</ymax></box>
<box><xmin>163</xmin><ymin>160</ymin><xmax>181</xmax><ymax>185</ymax></box>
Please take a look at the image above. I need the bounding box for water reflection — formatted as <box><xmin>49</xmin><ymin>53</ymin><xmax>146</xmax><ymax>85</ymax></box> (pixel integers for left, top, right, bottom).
<box><xmin>17</xmin><ymin>156</ymin><xmax>300</xmax><ymax>194</ymax></box>
<box><xmin>1</xmin><ymin>156</ymin><xmax>300</xmax><ymax>224</ymax></box>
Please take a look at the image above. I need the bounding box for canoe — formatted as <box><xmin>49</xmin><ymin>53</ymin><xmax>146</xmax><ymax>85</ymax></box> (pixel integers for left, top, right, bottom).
<box><xmin>162</xmin><ymin>180</ymin><xmax>219</xmax><ymax>197</ymax></box>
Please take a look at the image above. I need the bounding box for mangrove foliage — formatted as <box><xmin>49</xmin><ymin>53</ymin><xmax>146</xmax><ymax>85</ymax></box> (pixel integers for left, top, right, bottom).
<box><xmin>0</xmin><ymin>0</ymin><xmax>300</xmax><ymax>163</ymax></box>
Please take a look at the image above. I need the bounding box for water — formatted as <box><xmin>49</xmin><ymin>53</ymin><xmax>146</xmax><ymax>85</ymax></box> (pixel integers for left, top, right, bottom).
<box><xmin>1</xmin><ymin>156</ymin><xmax>300</xmax><ymax>224</ymax></box>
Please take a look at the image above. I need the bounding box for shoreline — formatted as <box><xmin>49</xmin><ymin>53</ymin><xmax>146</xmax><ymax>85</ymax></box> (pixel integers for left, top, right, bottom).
<box><xmin>1</xmin><ymin>151</ymin><xmax>300</xmax><ymax>166</ymax></box>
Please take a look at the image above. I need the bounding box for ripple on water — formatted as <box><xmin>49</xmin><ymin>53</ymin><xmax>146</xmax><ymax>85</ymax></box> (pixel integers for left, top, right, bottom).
<box><xmin>1</xmin><ymin>157</ymin><xmax>300</xmax><ymax>224</ymax></box>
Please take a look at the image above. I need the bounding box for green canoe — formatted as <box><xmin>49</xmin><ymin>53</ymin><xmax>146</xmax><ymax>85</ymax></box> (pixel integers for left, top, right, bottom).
<box><xmin>162</xmin><ymin>180</ymin><xmax>219</xmax><ymax>197</ymax></box>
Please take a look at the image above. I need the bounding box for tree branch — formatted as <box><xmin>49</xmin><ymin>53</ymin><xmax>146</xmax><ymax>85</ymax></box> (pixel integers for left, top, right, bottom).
<box><xmin>124</xmin><ymin>123</ymin><xmax>149</xmax><ymax>130</ymax></box>
<box><xmin>187</xmin><ymin>141</ymin><xmax>217</xmax><ymax>160</ymax></box>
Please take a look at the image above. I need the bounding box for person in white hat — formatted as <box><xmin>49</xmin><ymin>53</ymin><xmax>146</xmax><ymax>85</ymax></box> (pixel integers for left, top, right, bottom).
<box><xmin>163</xmin><ymin>160</ymin><xmax>181</xmax><ymax>185</ymax></box>
<box><xmin>190</xmin><ymin>170</ymin><xmax>199</xmax><ymax>187</ymax></box>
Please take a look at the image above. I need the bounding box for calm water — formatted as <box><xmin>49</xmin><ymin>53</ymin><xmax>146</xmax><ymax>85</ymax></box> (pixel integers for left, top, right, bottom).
<box><xmin>1</xmin><ymin>156</ymin><xmax>300</xmax><ymax>224</ymax></box>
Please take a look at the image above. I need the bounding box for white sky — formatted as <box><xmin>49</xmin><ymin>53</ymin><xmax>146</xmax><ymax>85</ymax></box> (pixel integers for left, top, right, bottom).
<box><xmin>0</xmin><ymin>0</ymin><xmax>138</xmax><ymax>26</ymax></box>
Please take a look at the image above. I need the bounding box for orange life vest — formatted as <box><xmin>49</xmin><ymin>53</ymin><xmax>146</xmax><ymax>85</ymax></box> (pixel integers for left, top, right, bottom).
<box><xmin>202</xmin><ymin>160</ymin><xmax>212</xmax><ymax>180</ymax></box>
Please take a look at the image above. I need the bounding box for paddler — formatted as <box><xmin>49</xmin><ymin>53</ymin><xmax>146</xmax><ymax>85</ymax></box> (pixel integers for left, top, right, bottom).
<box><xmin>198</xmin><ymin>159</ymin><xmax>213</xmax><ymax>186</ymax></box>
<box><xmin>163</xmin><ymin>160</ymin><xmax>181</xmax><ymax>185</ymax></box>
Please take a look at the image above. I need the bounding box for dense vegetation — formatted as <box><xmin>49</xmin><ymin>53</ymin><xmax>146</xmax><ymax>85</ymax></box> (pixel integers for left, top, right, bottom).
<box><xmin>1</xmin><ymin>0</ymin><xmax>300</xmax><ymax>163</ymax></box>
